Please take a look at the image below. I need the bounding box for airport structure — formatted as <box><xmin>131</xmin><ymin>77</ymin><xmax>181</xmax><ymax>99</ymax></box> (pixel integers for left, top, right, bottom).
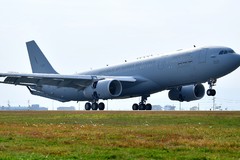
<box><xmin>0</xmin><ymin>104</ymin><xmax>48</xmax><ymax>111</ymax></box>
<box><xmin>190</xmin><ymin>106</ymin><xmax>199</xmax><ymax>111</ymax></box>
<box><xmin>152</xmin><ymin>105</ymin><xmax>163</xmax><ymax>111</ymax></box>
<box><xmin>164</xmin><ymin>105</ymin><xmax>176</xmax><ymax>111</ymax></box>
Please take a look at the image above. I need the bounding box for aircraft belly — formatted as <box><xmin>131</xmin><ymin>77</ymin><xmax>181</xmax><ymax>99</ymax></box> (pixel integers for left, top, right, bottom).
<box><xmin>149</xmin><ymin>66</ymin><xmax>197</xmax><ymax>89</ymax></box>
<box><xmin>41</xmin><ymin>85</ymin><xmax>85</xmax><ymax>101</ymax></box>
<box><xmin>120</xmin><ymin>81</ymin><xmax>163</xmax><ymax>97</ymax></box>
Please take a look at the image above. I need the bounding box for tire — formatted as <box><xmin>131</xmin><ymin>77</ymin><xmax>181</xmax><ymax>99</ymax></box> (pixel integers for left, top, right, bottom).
<box><xmin>92</xmin><ymin>103</ymin><xmax>99</xmax><ymax>110</ymax></box>
<box><xmin>132</xmin><ymin>103</ymin><xmax>139</xmax><ymax>110</ymax></box>
<box><xmin>207</xmin><ymin>89</ymin><xmax>216</xmax><ymax>96</ymax></box>
<box><xmin>146</xmin><ymin>103</ymin><xmax>152</xmax><ymax>110</ymax></box>
<box><xmin>85</xmin><ymin>102</ymin><xmax>92</xmax><ymax>110</ymax></box>
<box><xmin>99</xmin><ymin>102</ymin><xmax>105</xmax><ymax>110</ymax></box>
<box><xmin>207</xmin><ymin>89</ymin><xmax>211</xmax><ymax>96</ymax></box>
<box><xmin>139</xmin><ymin>104</ymin><xmax>146</xmax><ymax>110</ymax></box>
<box><xmin>211</xmin><ymin>89</ymin><xmax>216</xmax><ymax>96</ymax></box>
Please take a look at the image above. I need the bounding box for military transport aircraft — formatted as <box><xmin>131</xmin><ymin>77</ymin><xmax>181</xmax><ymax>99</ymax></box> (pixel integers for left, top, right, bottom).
<box><xmin>0</xmin><ymin>41</ymin><xmax>240</xmax><ymax>110</ymax></box>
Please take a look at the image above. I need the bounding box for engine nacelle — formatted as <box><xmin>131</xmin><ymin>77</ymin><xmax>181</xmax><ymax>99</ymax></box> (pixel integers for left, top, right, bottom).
<box><xmin>83</xmin><ymin>79</ymin><xmax>122</xmax><ymax>100</ymax></box>
<box><xmin>168</xmin><ymin>84</ymin><xmax>205</xmax><ymax>102</ymax></box>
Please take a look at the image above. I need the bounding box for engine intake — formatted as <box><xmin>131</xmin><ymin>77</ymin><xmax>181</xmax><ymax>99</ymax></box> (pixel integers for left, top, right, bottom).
<box><xmin>168</xmin><ymin>84</ymin><xmax>205</xmax><ymax>102</ymax></box>
<box><xmin>83</xmin><ymin>79</ymin><xmax>122</xmax><ymax>100</ymax></box>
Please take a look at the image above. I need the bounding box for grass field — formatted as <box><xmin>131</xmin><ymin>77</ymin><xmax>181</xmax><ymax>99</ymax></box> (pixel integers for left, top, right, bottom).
<box><xmin>0</xmin><ymin>111</ymin><xmax>239</xmax><ymax>160</ymax></box>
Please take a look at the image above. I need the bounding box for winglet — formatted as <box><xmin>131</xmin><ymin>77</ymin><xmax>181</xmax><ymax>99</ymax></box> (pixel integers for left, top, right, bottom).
<box><xmin>26</xmin><ymin>40</ymin><xmax>58</xmax><ymax>74</ymax></box>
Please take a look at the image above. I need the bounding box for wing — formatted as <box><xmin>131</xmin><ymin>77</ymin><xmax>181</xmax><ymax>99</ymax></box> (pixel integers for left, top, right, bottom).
<box><xmin>0</xmin><ymin>72</ymin><xmax>136</xmax><ymax>89</ymax></box>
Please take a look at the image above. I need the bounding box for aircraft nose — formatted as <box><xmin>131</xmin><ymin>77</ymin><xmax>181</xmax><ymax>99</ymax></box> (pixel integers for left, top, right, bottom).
<box><xmin>234</xmin><ymin>53</ymin><xmax>240</xmax><ymax>66</ymax></box>
<box><xmin>233</xmin><ymin>53</ymin><xmax>240</xmax><ymax>66</ymax></box>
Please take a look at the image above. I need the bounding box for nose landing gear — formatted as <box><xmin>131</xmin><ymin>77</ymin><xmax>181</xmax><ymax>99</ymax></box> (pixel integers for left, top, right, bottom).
<box><xmin>207</xmin><ymin>78</ymin><xmax>216</xmax><ymax>96</ymax></box>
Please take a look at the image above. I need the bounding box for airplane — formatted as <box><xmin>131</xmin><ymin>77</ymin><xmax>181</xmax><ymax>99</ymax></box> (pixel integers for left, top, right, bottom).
<box><xmin>0</xmin><ymin>40</ymin><xmax>240</xmax><ymax>110</ymax></box>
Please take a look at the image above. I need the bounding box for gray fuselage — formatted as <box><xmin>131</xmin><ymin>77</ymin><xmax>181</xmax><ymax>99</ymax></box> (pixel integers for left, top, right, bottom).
<box><xmin>40</xmin><ymin>46</ymin><xmax>240</xmax><ymax>102</ymax></box>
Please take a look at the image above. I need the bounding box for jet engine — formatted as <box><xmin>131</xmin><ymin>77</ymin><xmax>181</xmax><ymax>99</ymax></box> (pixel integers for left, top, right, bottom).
<box><xmin>83</xmin><ymin>79</ymin><xmax>122</xmax><ymax>100</ymax></box>
<box><xmin>168</xmin><ymin>84</ymin><xmax>205</xmax><ymax>102</ymax></box>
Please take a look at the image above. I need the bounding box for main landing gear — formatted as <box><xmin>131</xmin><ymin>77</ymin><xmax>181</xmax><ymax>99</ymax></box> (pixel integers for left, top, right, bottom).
<box><xmin>207</xmin><ymin>78</ymin><xmax>216</xmax><ymax>96</ymax></box>
<box><xmin>85</xmin><ymin>102</ymin><xmax>105</xmax><ymax>110</ymax></box>
<box><xmin>132</xmin><ymin>95</ymin><xmax>152</xmax><ymax>110</ymax></box>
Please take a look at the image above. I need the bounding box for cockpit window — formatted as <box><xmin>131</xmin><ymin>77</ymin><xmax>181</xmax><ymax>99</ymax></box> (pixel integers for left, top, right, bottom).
<box><xmin>219</xmin><ymin>49</ymin><xmax>235</xmax><ymax>55</ymax></box>
<box><xmin>219</xmin><ymin>50</ymin><xmax>226</xmax><ymax>55</ymax></box>
<box><xmin>228</xmin><ymin>49</ymin><xmax>235</xmax><ymax>53</ymax></box>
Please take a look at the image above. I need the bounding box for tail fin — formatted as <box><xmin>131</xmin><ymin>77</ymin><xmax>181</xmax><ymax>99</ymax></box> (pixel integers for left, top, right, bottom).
<box><xmin>26</xmin><ymin>40</ymin><xmax>58</xmax><ymax>74</ymax></box>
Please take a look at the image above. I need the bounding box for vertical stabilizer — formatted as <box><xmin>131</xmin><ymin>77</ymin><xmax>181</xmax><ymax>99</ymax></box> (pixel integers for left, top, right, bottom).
<box><xmin>26</xmin><ymin>40</ymin><xmax>58</xmax><ymax>74</ymax></box>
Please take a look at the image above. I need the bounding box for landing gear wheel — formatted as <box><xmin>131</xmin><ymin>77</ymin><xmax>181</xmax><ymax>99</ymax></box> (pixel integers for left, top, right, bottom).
<box><xmin>207</xmin><ymin>78</ymin><xmax>217</xmax><ymax>96</ymax></box>
<box><xmin>207</xmin><ymin>89</ymin><xmax>216</xmax><ymax>96</ymax></box>
<box><xmin>132</xmin><ymin>95</ymin><xmax>152</xmax><ymax>111</ymax></box>
<box><xmin>92</xmin><ymin>102</ymin><xmax>99</xmax><ymax>110</ymax></box>
<box><xmin>85</xmin><ymin>102</ymin><xmax>92</xmax><ymax>110</ymax></box>
<box><xmin>132</xmin><ymin>103</ymin><xmax>139</xmax><ymax>110</ymax></box>
<box><xmin>207</xmin><ymin>89</ymin><xmax>211</xmax><ymax>96</ymax></box>
<box><xmin>99</xmin><ymin>102</ymin><xmax>105</xmax><ymax>110</ymax></box>
<box><xmin>146</xmin><ymin>103</ymin><xmax>152</xmax><ymax>110</ymax></box>
<box><xmin>212</xmin><ymin>89</ymin><xmax>216</xmax><ymax>96</ymax></box>
<box><xmin>139</xmin><ymin>104</ymin><xmax>146</xmax><ymax>110</ymax></box>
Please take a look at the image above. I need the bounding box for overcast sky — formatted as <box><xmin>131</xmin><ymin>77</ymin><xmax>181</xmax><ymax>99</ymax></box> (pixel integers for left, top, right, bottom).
<box><xmin>0</xmin><ymin>0</ymin><xmax>240</xmax><ymax>110</ymax></box>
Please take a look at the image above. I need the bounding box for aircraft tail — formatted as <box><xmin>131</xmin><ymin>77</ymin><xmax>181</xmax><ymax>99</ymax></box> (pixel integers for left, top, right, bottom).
<box><xmin>26</xmin><ymin>40</ymin><xmax>58</xmax><ymax>74</ymax></box>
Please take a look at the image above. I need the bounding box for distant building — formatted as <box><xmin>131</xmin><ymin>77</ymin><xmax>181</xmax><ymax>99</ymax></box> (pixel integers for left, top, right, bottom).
<box><xmin>190</xmin><ymin>106</ymin><xmax>199</xmax><ymax>111</ymax></box>
<box><xmin>29</xmin><ymin>104</ymin><xmax>48</xmax><ymax>110</ymax></box>
<box><xmin>0</xmin><ymin>104</ymin><xmax>48</xmax><ymax>111</ymax></box>
<box><xmin>152</xmin><ymin>105</ymin><xmax>162</xmax><ymax>111</ymax></box>
<box><xmin>57</xmin><ymin>106</ymin><xmax>75</xmax><ymax>111</ymax></box>
<box><xmin>164</xmin><ymin>105</ymin><xmax>176</xmax><ymax>111</ymax></box>
<box><xmin>214</xmin><ymin>106</ymin><xmax>222</xmax><ymax>110</ymax></box>
<box><xmin>0</xmin><ymin>106</ymin><xmax>28</xmax><ymax>111</ymax></box>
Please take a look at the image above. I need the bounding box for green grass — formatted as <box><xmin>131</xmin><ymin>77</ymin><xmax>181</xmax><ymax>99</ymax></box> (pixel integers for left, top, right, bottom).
<box><xmin>0</xmin><ymin>111</ymin><xmax>239</xmax><ymax>159</ymax></box>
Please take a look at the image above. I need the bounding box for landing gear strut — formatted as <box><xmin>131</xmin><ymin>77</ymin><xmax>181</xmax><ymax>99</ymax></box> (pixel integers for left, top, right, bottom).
<box><xmin>207</xmin><ymin>78</ymin><xmax>216</xmax><ymax>96</ymax></box>
<box><xmin>132</xmin><ymin>95</ymin><xmax>152</xmax><ymax>110</ymax></box>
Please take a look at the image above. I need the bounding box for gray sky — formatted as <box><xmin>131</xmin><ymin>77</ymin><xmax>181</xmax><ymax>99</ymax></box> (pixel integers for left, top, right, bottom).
<box><xmin>0</xmin><ymin>0</ymin><xmax>240</xmax><ymax>110</ymax></box>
